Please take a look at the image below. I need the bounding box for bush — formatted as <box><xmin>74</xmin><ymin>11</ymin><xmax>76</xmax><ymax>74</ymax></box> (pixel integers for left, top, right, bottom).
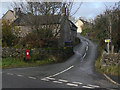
<box><xmin>19</xmin><ymin>30</ymin><xmax>58</xmax><ymax>48</ymax></box>
<box><xmin>2</xmin><ymin>20</ymin><xmax>19</xmax><ymax>47</ymax></box>
<box><xmin>20</xmin><ymin>33</ymin><xmax>44</xmax><ymax>48</ymax></box>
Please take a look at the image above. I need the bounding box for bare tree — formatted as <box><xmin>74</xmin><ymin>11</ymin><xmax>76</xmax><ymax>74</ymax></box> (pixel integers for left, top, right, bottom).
<box><xmin>11</xmin><ymin>1</ymin><xmax>82</xmax><ymax>39</ymax></box>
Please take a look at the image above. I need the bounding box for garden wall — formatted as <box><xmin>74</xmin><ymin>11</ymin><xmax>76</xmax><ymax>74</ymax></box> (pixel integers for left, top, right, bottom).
<box><xmin>2</xmin><ymin>47</ymin><xmax>74</xmax><ymax>61</ymax></box>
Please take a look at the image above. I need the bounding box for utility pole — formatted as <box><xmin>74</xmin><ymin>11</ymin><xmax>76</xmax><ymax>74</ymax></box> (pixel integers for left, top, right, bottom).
<box><xmin>106</xmin><ymin>9</ymin><xmax>112</xmax><ymax>54</ymax></box>
<box><xmin>109</xmin><ymin>16</ymin><xmax>112</xmax><ymax>53</ymax></box>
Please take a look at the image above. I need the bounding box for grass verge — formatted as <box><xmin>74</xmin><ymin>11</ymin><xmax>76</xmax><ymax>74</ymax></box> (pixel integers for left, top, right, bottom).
<box><xmin>2</xmin><ymin>57</ymin><xmax>54</xmax><ymax>69</ymax></box>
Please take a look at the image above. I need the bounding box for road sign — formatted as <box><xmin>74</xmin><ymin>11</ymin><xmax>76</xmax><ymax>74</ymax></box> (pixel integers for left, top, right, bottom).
<box><xmin>105</xmin><ymin>39</ymin><xmax>111</xmax><ymax>54</ymax></box>
<box><xmin>105</xmin><ymin>39</ymin><xmax>111</xmax><ymax>43</ymax></box>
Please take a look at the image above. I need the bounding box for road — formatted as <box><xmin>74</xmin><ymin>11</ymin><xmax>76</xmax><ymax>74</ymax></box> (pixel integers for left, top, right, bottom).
<box><xmin>2</xmin><ymin>34</ymin><xmax>119</xmax><ymax>89</ymax></box>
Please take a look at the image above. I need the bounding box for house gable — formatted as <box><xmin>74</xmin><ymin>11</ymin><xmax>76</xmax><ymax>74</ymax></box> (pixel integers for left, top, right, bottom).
<box><xmin>75</xmin><ymin>19</ymin><xmax>84</xmax><ymax>33</ymax></box>
<box><xmin>2</xmin><ymin>10</ymin><xmax>16</xmax><ymax>23</ymax></box>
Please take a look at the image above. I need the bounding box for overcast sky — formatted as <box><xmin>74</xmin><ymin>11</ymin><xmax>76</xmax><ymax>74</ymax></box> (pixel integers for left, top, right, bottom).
<box><xmin>0</xmin><ymin>1</ymin><xmax>117</xmax><ymax>20</ymax></box>
<box><xmin>72</xmin><ymin>2</ymin><xmax>116</xmax><ymax>20</ymax></box>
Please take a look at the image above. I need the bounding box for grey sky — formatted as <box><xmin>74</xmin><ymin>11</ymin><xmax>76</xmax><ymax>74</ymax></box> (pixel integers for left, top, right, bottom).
<box><xmin>0</xmin><ymin>1</ymin><xmax>116</xmax><ymax>20</ymax></box>
<box><xmin>71</xmin><ymin>2</ymin><xmax>116</xmax><ymax>20</ymax></box>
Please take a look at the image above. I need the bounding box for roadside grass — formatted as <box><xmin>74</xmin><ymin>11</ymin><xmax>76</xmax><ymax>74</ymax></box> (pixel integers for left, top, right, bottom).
<box><xmin>2</xmin><ymin>57</ymin><xmax>54</xmax><ymax>69</ymax></box>
<box><xmin>95</xmin><ymin>56</ymin><xmax>102</xmax><ymax>73</ymax></box>
<box><xmin>0</xmin><ymin>58</ymin><xmax>2</xmax><ymax>68</ymax></box>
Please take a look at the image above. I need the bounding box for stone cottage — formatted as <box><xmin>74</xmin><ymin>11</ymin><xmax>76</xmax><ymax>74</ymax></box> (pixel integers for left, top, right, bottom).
<box><xmin>2</xmin><ymin>6</ymin><xmax>77</xmax><ymax>47</ymax></box>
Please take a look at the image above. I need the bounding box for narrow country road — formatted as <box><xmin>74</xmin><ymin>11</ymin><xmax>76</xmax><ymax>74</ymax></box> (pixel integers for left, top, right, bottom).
<box><xmin>2</xmin><ymin>34</ymin><xmax>119</xmax><ymax>89</ymax></box>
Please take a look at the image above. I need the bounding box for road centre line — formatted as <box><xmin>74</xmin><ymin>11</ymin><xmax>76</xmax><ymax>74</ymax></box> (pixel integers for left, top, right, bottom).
<box><xmin>86</xmin><ymin>46</ymin><xmax>88</xmax><ymax>51</ymax></box>
<box><xmin>48</xmin><ymin>65</ymin><xmax>74</xmax><ymax>77</ymax></box>
<box><xmin>17</xmin><ymin>74</ymin><xmax>23</xmax><ymax>77</ymax></box>
<box><xmin>7</xmin><ymin>73</ymin><xmax>13</xmax><ymax>75</ymax></box>
<box><xmin>28</xmin><ymin>76</ymin><xmax>36</xmax><ymax>79</ymax></box>
<box><xmin>53</xmin><ymin>81</ymin><xmax>63</xmax><ymax>84</ymax></box>
<box><xmin>82</xmin><ymin>86</ymin><xmax>94</xmax><ymax>88</ymax></box>
<box><xmin>86</xmin><ymin>42</ymin><xmax>88</xmax><ymax>45</ymax></box>
<box><xmin>72</xmin><ymin>82</ymin><xmax>82</xmax><ymax>85</ymax></box>
<box><xmin>88</xmin><ymin>84</ymin><xmax>100</xmax><ymax>88</ymax></box>
<box><xmin>58</xmin><ymin>79</ymin><xmax>68</xmax><ymax>82</ymax></box>
<box><xmin>66</xmin><ymin>83</ymin><xmax>78</xmax><ymax>87</ymax></box>
<box><xmin>83</xmin><ymin>53</ymin><xmax>86</xmax><ymax>58</ymax></box>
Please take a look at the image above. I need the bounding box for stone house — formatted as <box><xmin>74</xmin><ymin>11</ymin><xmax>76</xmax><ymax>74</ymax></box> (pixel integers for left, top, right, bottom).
<box><xmin>2</xmin><ymin>6</ymin><xmax>77</xmax><ymax>47</ymax></box>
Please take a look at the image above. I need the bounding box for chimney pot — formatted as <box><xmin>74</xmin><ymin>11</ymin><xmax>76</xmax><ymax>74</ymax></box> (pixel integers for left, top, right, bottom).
<box><xmin>14</xmin><ymin>8</ymin><xmax>17</xmax><ymax>18</ymax></box>
<box><xmin>18</xmin><ymin>8</ymin><xmax>21</xmax><ymax>17</ymax></box>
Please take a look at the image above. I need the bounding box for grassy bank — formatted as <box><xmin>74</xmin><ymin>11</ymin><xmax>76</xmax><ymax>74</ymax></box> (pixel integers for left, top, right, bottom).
<box><xmin>2</xmin><ymin>57</ymin><xmax>55</xmax><ymax>69</ymax></box>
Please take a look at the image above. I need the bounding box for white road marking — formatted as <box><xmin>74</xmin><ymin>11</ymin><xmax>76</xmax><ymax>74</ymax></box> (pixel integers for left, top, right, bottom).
<box><xmin>86</xmin><ymin>46</ymin><xmax>88</xmax><ymax>51</ymax></box>
<box><xmin>46</xmin><ymin>77</ymin><xmax>55</xmax><ymax>80</ymax></box>
<box><xmin>82</xmin><ymin>86</ymin><xmax>94</xmax><ymax>88</ymax></box>
<box><xmin>83</xmin><ymin>53</ymin><xmax>86</xmax><ymax>58</ymax></box>
<box><xmin>48</xmin><ymin>65</ymin><xmax>74</xmax><ymax>77</ymax></box>
<box><xmin>104</xmin><ymin>74</ymin><xmax>120</xmax><ymax>86</ymax></box>
<box><xmin>41</xmin><ymin>78</ymin><xmax>49</xmax><ymax>81</ymax></box>
<box><xmin>53</xmin><ymin>81</ymin><xmax>63</xmax><ymax>84</ymax></box>
<box><xmin>7</xmin><ymin>73</ymin><xmax>13</xmax><ymax>75</ymax></box>
<box><xmin>28</xmin><ymin>76</ymin><xmax>36</xmax><ymax>79</ymax></box>
<box><xmin>72</xmin><ymin>82</ymin><xmax>82</xmax><ymax>85</ymax></box>
<box><xmin>88</xmin><ymin>84</ymin><xmax>100</xmax><ymax>88</ymax></box>
<box><xmin>58</xmin><ymin>79</ymin><xmax>68</xmax><ymax>82</ymax></box>
<box><xmin>66</xmin><ymin>83</ymin><xmax>78</xmax><ymax>87</ymax></box>
<box><xmin>17</xmin><ymin>75</ymin><xmax>23</xmax><ymax>77</ymax></box>
<box><xmin>86</xmin><ymin>42</ymin><xmax>88</xmax><ymax>45</ymax></box>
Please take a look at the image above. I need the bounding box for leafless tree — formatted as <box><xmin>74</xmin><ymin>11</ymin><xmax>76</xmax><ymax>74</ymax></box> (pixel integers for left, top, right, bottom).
<box><xmin>11</xmin><ymin>1</ymin><xmax>82</xmax><ymax>39</ymax></box>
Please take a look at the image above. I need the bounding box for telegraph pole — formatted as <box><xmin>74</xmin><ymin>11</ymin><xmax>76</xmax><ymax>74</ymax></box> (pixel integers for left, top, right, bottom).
<box><xmin>109</xmin><ymin>15</ymin><xmax>112</xmax><ymax>53</ymax></box>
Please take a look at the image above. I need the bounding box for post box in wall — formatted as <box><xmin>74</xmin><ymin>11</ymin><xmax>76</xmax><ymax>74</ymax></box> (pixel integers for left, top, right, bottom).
<box><xmin>25</xmin><ymin>49</ymin><xmax>30</xmax><ymax>60</ymax></box>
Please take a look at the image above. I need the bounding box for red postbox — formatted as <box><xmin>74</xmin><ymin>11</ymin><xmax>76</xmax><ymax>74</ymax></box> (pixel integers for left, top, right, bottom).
<box><xmin>25</xmin><ymin>49</ymin><xmax>30</xmax><ymax>60</ymax></box>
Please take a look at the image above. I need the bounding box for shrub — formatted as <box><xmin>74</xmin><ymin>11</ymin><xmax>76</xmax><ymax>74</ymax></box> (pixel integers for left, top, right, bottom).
<box><xmin>20</xmin><ymin>33</ymin><xmax>44</xmax><ymax>48</ymax></box>
<box><xmin>2</xmin><ymin>20</ymin><xmax>19</xmax><ymax>47</ymax></box>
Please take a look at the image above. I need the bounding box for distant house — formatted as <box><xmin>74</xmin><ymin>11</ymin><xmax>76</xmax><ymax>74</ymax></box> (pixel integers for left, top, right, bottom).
<box><xmin>2</xmin><ymin>6</ymin><xmax>77</xmax><ymax>47</ymax></box>
<box><xmin>75</xmin><ymin>17</ymin><xmax>88</xmax><ymax>33</ymax></box>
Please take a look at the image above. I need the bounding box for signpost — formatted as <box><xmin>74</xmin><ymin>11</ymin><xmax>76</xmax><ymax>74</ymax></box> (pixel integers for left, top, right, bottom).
<box><xmin>105</xmin><ymin>39</ymin><xmax>111</xmax><ymax>54</ymax></box>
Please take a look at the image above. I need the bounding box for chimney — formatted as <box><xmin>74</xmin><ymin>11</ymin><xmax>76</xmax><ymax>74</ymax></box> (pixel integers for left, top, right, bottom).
<box><xmin>17</xmin><ymin>8</ymin><xmax>21</xmax><ymax>17</ymax></box>
<box><xmin>14</xmin><ymin>8</ymin><xmax>17</xmax><ymax>18</ymax></box>
<box><xmin>62</xmin><ymin>4</ymin><xmax>66</xmax><ymax>16</ymax></box>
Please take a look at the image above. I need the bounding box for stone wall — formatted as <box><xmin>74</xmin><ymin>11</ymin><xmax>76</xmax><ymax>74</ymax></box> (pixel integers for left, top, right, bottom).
<box><xmin>2</xmin><ymin>47</ymin><xmax>73</xmax><ymax>61</ymax></box>
<box><xmin>2</xmin><ymin>47</ymin><xmax>26</xmax><ymax>58</ymax></box>
<box><xmin>100</xmin><ymin>52</ymin><xmax>120</xmax><ymax>68</ymax></box>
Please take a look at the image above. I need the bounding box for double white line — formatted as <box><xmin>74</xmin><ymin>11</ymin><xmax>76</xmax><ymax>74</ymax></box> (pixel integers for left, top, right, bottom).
<box><xmin>47</xmin><ymin>65</ymin><xmax>74</xmax><ymax>78</ymax></box>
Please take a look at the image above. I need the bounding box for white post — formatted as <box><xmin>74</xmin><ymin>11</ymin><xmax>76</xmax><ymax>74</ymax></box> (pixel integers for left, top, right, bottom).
<box><xmin>112</xmin><ymin>45</ymin><xmax>114</xmax><ymax>54</ymax></box>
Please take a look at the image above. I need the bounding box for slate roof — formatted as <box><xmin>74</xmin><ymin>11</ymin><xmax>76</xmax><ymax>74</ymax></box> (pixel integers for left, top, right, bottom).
<box><xmin>13</xmin><ymin>12</ymin><xmax>77</xmax><ymax>31</ymax></box>
<box><xmin>69</xmin><ymin>20</ymin><xmax>77</xmax><ymax>31</ymax></box>
<box><xmin>14</xmin><ymin>14</ymin><xmax>61</xmax><ymax>26</ymax></box>
<box><xmin>79</xmin><ymin>19</ymin><xmax>88</xmax><ymax>23</ymax></box>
